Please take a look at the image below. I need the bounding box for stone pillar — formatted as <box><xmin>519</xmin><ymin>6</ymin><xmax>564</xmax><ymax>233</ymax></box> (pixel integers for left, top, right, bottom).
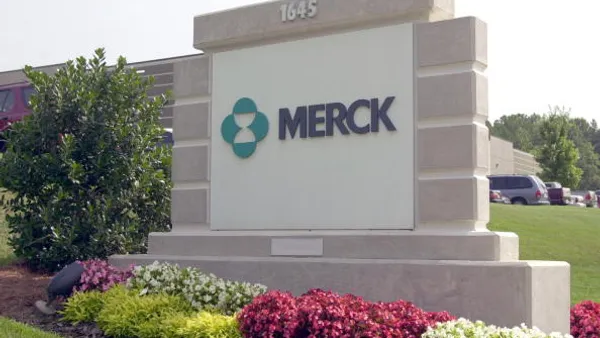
<box><xmin>170</xmin><ymin>55</ymin><xmax>211</xmax><ymax>232</ymax></box>
<box><xmin>111</xmin><ymin>0</ymin><xmax>571</xmax><ymax>333</ymax></box>
<box><xmin>415</xmin><ymin>17</ymin><xmax>490</xmax><ymax>233</ymax></box>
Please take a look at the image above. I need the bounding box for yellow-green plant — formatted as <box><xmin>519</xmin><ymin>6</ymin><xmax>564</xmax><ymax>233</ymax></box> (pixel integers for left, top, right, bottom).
<box><xmin>61</xmin><ymin>284</ymin><xmax>138</xmax><ymax>324</ymax></box>
<box><xmin>175</xmin><ymin>311</ymin><xmax>242</xmax><ymax>338</ymax></box>
<box><xmin>60</xmin><ymin>290</ymin><xmax>104</xmax><ymax>324</ymax></box>
<box><xmin>96</xmin><ymin>286</ymin><xmax>194</xmax><ymax>338</ymax></box>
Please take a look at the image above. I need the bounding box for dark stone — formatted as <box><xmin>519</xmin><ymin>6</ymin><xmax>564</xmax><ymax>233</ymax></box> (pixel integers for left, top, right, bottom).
<box><xmin>47</xmin><ymin>262</ymin><xmax>85</xmax><ymax>301</ymax></box>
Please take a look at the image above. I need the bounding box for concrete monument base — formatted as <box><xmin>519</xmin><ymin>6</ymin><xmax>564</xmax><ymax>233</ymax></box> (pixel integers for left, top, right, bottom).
<box><xmin>143</xmin><ymin>230</ymin><xmax>520</xmax><ymax>261</ymax></box>
<box><xmin>110</xmin><ymin>253</ymin><xmax>570</xmax><ymax>333</ymax></box>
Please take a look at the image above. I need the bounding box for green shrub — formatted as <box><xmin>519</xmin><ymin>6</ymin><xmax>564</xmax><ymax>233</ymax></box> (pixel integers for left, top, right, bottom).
<box><xmin>174</xmin><ymin>312</ymin><xmax>242</xmax><ymax>338</ymax></box>
<box><xmin>0</xmin><ymin>48</ymin><xmax>172</xmax><ymax>272</ymax></box>
<box><xmin>97</xmin><ymin>285</ymin><xmax>194</xmax><ymax>338</ymax></box>
<box><xmin>61</xmin><ymin>283</ymin><xmax>138</xmax><ymax>324</ymax></box>
<box><xmin>127</xmin><ymin>261</ymin><xmax>267</xmax><ymax>315</ymax></box>
<box><xmin>60</xmin><ymin>290</ymin><xmax>105</xmax><ymax>324</ymax></box>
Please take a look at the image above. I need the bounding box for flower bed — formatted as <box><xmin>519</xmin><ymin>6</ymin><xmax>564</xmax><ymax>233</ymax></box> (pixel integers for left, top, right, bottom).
<box><xmin>54</xmin><ymin>259</ymin><xmax>598</xmax><ymax>338</ymax></box>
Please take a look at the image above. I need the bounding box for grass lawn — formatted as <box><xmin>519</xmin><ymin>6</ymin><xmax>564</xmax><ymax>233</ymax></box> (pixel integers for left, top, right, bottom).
<box><xmin>489</xmin><ymin>203</ymin><xmax>600</xmax><ymax>304</ymax></box>
<box><xmin>0</xmin><ymin>317</ymin><xmax>60</xmax><ymax>338</ymax></box>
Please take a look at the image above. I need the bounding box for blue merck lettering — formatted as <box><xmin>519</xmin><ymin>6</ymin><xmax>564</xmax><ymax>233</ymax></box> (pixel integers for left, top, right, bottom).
<box><xmin>370</xmin><ymin>97</ymin><xmax>397</xmax><ymax>132</ymax></box>
<box><xmin>308</xmin><ymin>104</ymin><xmax>326</xmax><ymax>138</ymax></box>
<box><xmin>347</xmin><ymin>99</ymin><xmax>371</xmax><ymax>134</ymax></box>
<box><xmin>278</xmin><ymin>96</ymin><xmax>397</xmax><ymax>140</ymax></box>
<box><xmin>279</xmin><ymin>106</ymin><xmax>307</xmax><ymax>140</ymax></box>
<box><xmin>325</xmin><ymin>102</ymin><xmax>349</xmax><ymax>136</ymax></box>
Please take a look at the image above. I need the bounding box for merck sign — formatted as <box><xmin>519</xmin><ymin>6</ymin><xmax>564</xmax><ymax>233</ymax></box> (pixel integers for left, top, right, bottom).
<box><xmin>278</xmin><ymin>96</ymin><xmax>397</xmax><ymax>140</ymax></box>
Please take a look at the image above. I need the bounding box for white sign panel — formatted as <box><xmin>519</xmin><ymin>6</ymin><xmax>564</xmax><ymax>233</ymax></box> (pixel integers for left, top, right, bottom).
<box><xmin>211</xmin><ymin>23</ymin><xmax>415</xmax><ymax>230</ymax></box>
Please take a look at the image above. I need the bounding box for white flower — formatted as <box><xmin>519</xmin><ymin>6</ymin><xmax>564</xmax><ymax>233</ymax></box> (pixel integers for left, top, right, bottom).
<box><xmin>423</xmin><ymin>319</ymin><xmax>572</xmax><ymax>338</ymax></box>
<box><xmin>124</xmin><ymin>261</ymin><xmax>267</xmax><ymax>314</ymax></box>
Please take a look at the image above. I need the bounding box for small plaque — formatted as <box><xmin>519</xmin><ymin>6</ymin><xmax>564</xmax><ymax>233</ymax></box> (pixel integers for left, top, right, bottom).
<box><xmin>271</xmin><ymin>238</ymin><xmax>324</xmax><ymax>256</ymax></box>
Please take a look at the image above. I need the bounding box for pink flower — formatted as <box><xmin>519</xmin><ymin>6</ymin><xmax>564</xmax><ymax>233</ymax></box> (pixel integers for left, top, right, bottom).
<box><xmin>72</xmin><ymin>259</ymin><xmax>134</xmax><ymax>294</ymax></box>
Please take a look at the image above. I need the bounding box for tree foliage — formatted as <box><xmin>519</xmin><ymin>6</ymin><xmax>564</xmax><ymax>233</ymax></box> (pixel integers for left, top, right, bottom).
<box><xmin>0</xmin><ymin>48</ymin><xmax>172</xmax><ymax>272</ymax></box>
<box><xmin>490</xmin><ymin>106</ymin><xmax>600</xmax><ymax>190</ymax></box>
<box><xmin>535</xmin><ymin>108</ymin><xmax>582</xmax><ymax>188</ymax></box>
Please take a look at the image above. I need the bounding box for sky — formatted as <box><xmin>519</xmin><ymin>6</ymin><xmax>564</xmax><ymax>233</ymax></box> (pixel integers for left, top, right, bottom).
<box><xmin>1</xmin><ymin>0</ymin><xmax>598</xmax><ymax>123</ymax></box>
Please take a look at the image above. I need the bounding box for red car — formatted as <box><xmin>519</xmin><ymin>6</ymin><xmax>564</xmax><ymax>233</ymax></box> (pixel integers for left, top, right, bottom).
<box><xmin>0</xmin><ymin>82</ymin><xmax>34</xmax><ymax>125</ymax></box>
<box><xmin>0</xmin><ymin>82</ymin><xmax>34</xmax><ymax>151</ymax></box>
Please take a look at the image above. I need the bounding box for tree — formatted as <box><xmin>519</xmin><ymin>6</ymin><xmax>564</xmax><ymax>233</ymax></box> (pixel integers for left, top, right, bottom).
<box><xmin>0</xmin><ymin>48</ymin><xmax>172</xmax><ymax>272</ymax></box>
<box><xmin>490</xmin><ymin>113</ymin><xmax>544</xmax><ymax>152</ymax></box>
<box><xmin>593</xmin><ymin>122</ymin><xmax>600</xmax><ymax>156</ymax></box>
<box><xmin>567</xmin><ymin>117</ymin><xmax>600</xmax><ymax>190</ymax></box>
<box><xmin>536</xmin><ymin>107</ymin><xmax>583</xmax><ymax>189</ymax></box>
<box><xmin>573</xmin><ymin>141</ymin><xmax>600</xmax><ymax>189</ymax></box>
<box><xmin>490</xmin><ymin>107</ymin><xmax>600</xmax><ymax>190</ymax></box>
<box><xmin>485</xmin><ymin>120</ymin><xmax>493</xmax><ymax>140</ymax></box>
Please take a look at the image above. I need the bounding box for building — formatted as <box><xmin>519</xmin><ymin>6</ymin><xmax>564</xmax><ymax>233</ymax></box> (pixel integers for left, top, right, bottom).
<box><xmin>490</xmin><ymin>136</ymin><xmax>541</xmax><ymax>175</ymax></box>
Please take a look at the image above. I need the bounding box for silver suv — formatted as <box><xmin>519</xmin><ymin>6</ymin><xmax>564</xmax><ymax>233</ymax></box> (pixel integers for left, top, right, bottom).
<box><xmin>488</xmin><ymin>175</ymin><xmax>550</xmax><ymax>205</ymax></box>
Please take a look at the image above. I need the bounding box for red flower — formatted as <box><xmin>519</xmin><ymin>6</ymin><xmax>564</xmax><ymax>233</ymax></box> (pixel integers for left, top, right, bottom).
<box><xmin>238</xmin><ymin>288</ymin><xmax>455</xmax><ymax>338</ymax></box>
<box><xmin>571</xmin><ymin>301</ymin><xmax>600</xmax><ymax>338</ymax></box>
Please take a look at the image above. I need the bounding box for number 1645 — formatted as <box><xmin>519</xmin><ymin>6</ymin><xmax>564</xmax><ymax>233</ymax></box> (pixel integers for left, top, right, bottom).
<box><xmin>280</xmin><ymin>0</ymin><xmax>318</xmax><ymax>22</ymax></box>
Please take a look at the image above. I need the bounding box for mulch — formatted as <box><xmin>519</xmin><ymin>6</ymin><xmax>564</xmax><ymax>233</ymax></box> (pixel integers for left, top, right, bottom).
<box><xmin>0</xmin><ymin>263</ymin><xmax>107</xmax><ymax>337</ymax></box>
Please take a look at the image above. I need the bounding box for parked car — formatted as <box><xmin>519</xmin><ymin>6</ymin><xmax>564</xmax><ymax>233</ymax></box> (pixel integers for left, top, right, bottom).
<box><xmin>0</xmin><ymin>82</ymin><xmax>33</xmax><ymax>124</ymax></box>
<box><xmin>489</xmin><ymin>190</ymin><xmax>510</xmax><ymax>204</ymax></box>
<box><xmin>544</xmin><ymin>182</ymin><xmax>572</xmax><ymax>205</ymax></box>
<box><xmin>584</xmin><ymin>191</ymin><xmax>598</xmax><ymax>208</ymax></box>
<box><xmin>0</xmin><ymin>82</ymin><xmax>34</xmax><ymax>151</ymax></box>
<box><xmin>488</xmin><ymin>174</ymin><xmax>550</xmax><ymax>205</ymax></box>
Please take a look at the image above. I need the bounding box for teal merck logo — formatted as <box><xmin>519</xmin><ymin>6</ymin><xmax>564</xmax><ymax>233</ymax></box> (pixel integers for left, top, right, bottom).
<box><xmin>221</xmin><ymin>97</ymin><xmax>269</xmax><ymax>159</ymax></box>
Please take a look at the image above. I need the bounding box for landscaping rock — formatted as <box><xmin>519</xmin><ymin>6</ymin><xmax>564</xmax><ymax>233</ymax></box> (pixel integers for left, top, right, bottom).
<box><xmin>46</xmin><ymin>261</ymin><xmax>84</xmax><ymax>302</ymax></box>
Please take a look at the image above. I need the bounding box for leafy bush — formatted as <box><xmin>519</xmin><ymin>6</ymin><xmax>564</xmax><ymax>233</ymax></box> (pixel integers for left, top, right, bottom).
<box><xmin>238</xmin><ymin>288</ymin><xmax>455</xmax><ymax>338</ymax></box>
<box><xmin>75</xmin><ymin>259</ymin><xmax>134</xmax><ymax>292</ymax></box>
<box><xmin>0</xmin><ymin>48</ymin><xmax>172</xmax><ymax>272</ymax></box>
<box><xmin>422</xmin><ymin>318</ymin><xmax>573</xmax><ymax>338</ymax></box>
<box><xmin>236</xmin><ymin>290</ymin><xmax>298</xmax><ymax>337</ymax></box>
<box><xmin>96</xmin><ymin>285</ymin><xmax>194</xmax><ymax>338</ymax></box>
<box><xmin>60</xmin><ymin>290</ymin><xmax>105</xmax><ymax>324</ymax></box>
<box><xmin>127</xmin><ymin>261</ymin><xmax>267</xmax><ymax>315</ymax></box>
<box><xmin>174</xmin><ymin>312</ymin><xmax>243</xmax><ymax>338</ymax></box>
<box><xmin>571</xmin><ymin>300</ymin><xmax>600</xmax><ymax>338</ymax></box>
<box><xmin>62</xmin><ymin>283</ymin><xmax>137</xmax><ymax>325</ymax></box>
